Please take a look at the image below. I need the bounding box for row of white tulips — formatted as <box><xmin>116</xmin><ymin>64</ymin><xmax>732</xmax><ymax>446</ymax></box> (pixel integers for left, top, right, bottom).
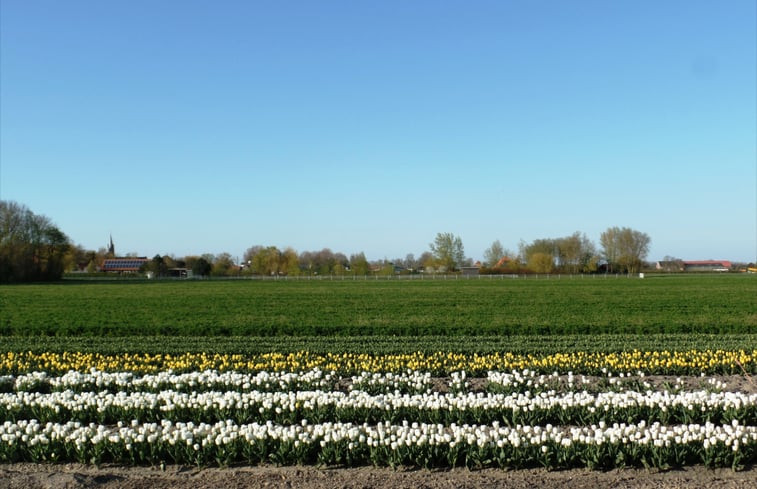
<box><xmin>2</xmin><ymin>368</ymin><xmax>754</xmax><ymax>469</ymax></box>
<box><xmin>1</xmin><ymin>418</ymin><xmax>754</xmax><ymax>469</ymax></box>
<box><xmin>0</xmin><ymin>369</ymin><xmax>479</xmax><ymax>395</ymax></box>
<box><xmin>1</xmin><ymin>369</ymin><xmax>336</xmax><ymax>394</ymax></box>
<box><xmin>2</xmin><ymin>368</ymin><xmax>714</xmax><ymax>395</ymax></box>
<box><xmin>2</xmin><ymin>387</ymin><xmax>756</xmax><ymax>424</ymax></box>
<box><xmin>3</xmin><ymin>369</ymin><xmax>449</xmax><ymax>395</ymax></box>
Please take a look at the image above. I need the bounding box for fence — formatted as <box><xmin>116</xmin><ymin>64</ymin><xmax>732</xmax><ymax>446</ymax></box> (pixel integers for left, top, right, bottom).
<box><xmin>65</xmin><ymin>272</ymin><xmax>643</xmax><ymax>282</ymax></box>
<box><xmin>198</xmin><ymin>273</ymin><xmax>639</xmax><ymax>281</ymax></box>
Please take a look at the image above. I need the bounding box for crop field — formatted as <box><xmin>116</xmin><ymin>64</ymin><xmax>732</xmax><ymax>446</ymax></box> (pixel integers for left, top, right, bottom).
<box><xmin>1</xmin><ymin>274</ymin><xmax>755</xmax><ymax>336</ymax></box>
<box><xmin>1</xmin><ymin>274</ymin><xmax>757</xmax><ymax>475</ymax></box>
<box><xmin>1</xmin><ymin>363</ymin><xmax>757</xmax><ymax>470</ymax></box>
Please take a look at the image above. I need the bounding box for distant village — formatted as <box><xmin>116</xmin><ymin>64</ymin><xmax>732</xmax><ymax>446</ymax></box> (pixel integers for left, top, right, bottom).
<box><xmin>83</xmin><ymin>236</ymin><xmax>750</xmax><ymax>279</ymax></box>
<box><xmin>2</xmin><ymin>200</ymin><xmax>753</xmax><ymax>284</ymax></box>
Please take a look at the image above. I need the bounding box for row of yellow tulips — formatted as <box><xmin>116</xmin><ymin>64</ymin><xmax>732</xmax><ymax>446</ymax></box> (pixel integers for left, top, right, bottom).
<box><xmin>1</xmin><ymin>349</ymin><xmax>755</xmax><ymax>375</ymax></box>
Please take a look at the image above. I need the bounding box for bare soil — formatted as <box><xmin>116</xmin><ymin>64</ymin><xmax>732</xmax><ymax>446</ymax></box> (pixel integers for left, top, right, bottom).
<box><xmin>1</xmin><ymin>463</ymin><xmax>756</xmax><ymax>489</ymax></box>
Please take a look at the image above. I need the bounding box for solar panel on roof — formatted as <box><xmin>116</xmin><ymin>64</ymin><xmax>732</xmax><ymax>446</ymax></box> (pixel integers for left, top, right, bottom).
<box><xmin>102</xmin><ymin>258</ymin><xmax>147</xmax><ymax>271</ymax></box>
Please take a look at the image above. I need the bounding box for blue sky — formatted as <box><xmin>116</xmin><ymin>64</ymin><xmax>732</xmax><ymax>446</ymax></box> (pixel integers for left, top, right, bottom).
<box><xmin>1</xmin><ymin>0</ymin><xmax>755</xmax><ymax>263</ymax></box>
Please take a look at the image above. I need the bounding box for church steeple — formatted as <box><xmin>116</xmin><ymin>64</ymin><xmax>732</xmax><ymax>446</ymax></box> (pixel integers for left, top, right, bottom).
<box><xmin>107</xmin><ymin>235</ymin><xmax>115</xmax><ymax>256</ymax></box>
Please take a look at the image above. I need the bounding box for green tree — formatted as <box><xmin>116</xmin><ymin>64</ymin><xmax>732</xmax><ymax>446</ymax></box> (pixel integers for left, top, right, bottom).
<box><xmin>298</xmin><ymin>249</ymin><xmax>337</xmax><ymax>275</ymax></box>
<box><xmin>0</xmin><ymin>200</ymin><xmax>71</xmax><ymax>282</ymax></box>
<box><xmin>191</xmin><ymin>257</ymin><xmax>212</xmax><ymax>277</ymax></box>
<box><xmin>212</xmin><ymin>253</ymin><xmax>236</xmax><ymax>276</ymax></box>
<box><xmin>349</xmin><ymin>252</ymin><xmax>370</xmax><ymax>276</ymax></box>
<box><xmin>141</xmin><ymin>254</ymin><xmax>169</xmax><ymax>277</ymax></box>
<box><xmin>528</xmin><ymin>252</ymin><xmax>554</xmax><ymax>273</ymax></box>
<box><xmin>520</xmin><ymin>238</ymin><xmax>556</xmax><ymax>270</ymax></box>
<box><xmin>249</xmin><ymin>246</ymin><xmax>282</xmax><ymax>275</ymax></box>
<box><xmin>281</xmin><ymin>247</ymin><xmax>300</xmax><ymax>275</ymax></box>
<box><xmin>429</xmin><ymin>232</ymin><xmax>465</xmax><ymax>272</ymax></box>
<box><xmin>316</xmin><ymin>249</ymin><xmax>336</xmax><ymax>275</ymax></box>
<box><xmin>377</xmin><ymin>260</ymin><xmax>395</xmax><ymax>276</ymax></box>
<box><xmin>243</xmin><ymin>246</ymin><xmax>264</xmax><ymax>270</ymax></box>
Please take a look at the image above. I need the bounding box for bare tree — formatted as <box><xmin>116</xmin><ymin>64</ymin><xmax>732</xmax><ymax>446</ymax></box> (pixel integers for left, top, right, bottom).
<box><xmin>599</xmin><ymin>227</ymin><xmax>620</xmax><ymax>273</ymax></box>
<box><xmin>555</xmin><ymin>232</ymin><xmax>597</xmax><ymax>274</ymax></box>
<box><xmin>483</xmin><ymin>240</ymin><xmax>506</xmax><ymax>268</ymax></box>
<box><xmin>601</xmin><ymin>226</ymin><xmax>650</xmax><ymax>274</ymax></box>
<box><xmin>418</xmin><ymin>251</ymin><xmax>434</xmax><ymax>271</ymax></box>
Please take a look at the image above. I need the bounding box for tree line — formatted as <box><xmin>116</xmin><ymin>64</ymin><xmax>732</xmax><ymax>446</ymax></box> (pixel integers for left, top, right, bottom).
<box><xmin>485</xmin><ymin>228</ymin><xmax>651</xmax><ymax>275</ymax></box>
<box><xmin>0</xmin><ymin>201</ymin><xmax>70</xmax><ymax>282</ymax></box>
<box><xmin>136</xmin><ymin>229</ymin><xmax>651</xmax><ymax>278</ymax></box>
<box><xmin>1</xmin><ymin>200</ymin><xmax>654</xmax><ymax>282</ymax></box>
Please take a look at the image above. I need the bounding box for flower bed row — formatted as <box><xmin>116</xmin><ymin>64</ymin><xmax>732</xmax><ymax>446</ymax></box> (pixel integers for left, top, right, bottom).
<box><xmin>0</xmin><ymin>369</ymin><xmax>574</xmax><ymax>395</ymax></box>
<box><xmin>1</xmin><ymin>369</ymin><xmax>337</xmax><ymax>395</ymax></box>
<box><xmin>2</xmin><ymin>360</ymin><xmax>755</xmax><ymax>470</ymax></box>
<box><xmin>1</xmin><ymin>419</ymin><xmax>754</xmax><ymax>470</ymax></box>
<box><xmin>2</xmin><ymin>349</ymin><xmax>755</xmax><ymax>375</ymax></box>
<box><xmin>0</xmin><ymin>367</ymin><xmax>739</xmax><ymax>400</ymax></box>
<box><xmin>2</xmin><ymin>386</ymin><xmax>756</xmax><ymax>427</ymax></box>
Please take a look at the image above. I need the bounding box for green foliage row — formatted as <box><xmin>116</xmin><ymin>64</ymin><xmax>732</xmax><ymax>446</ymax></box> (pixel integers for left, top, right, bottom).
<box><xmin>1</xmin><ymin>275</ymin><xmax>754</xmax><ymax>337</ymax></box>
<box><xmin>3</xmin><ymin>334</ymin><xmax>757</xmax><ymax>355</ymax></box>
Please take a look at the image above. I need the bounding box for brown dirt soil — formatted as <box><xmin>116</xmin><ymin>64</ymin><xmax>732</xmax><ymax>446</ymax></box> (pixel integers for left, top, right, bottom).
<box><xmin>1</xmin><ymin>463</ymin><xmax>756</xmax><ymax>489</ymax></box>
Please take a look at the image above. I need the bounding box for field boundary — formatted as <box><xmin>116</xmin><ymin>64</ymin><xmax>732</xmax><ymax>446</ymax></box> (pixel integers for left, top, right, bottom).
<box><xmin>63</xmin><ymin>272</ymin><xmax>744</xmax><ymax>282</ymax></box>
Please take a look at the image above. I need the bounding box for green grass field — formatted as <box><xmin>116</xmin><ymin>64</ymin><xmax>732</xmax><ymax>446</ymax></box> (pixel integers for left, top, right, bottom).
<box><xmin>1</xmin><ymin>274</ymin><xmax>754</xmax><ymax>337</ymax></box>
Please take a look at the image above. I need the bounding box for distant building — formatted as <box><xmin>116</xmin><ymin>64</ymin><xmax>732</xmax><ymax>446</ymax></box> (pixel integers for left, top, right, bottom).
<box><xmin>655</xmin><ymin>260</ymin><xmax>684</xmax><ymax>272</ymax></box>
<box><xmin>167</xmin><ymin>268</ymin><xmax>190</xmax><ymax>278</ymax></box>
<box><xmin>101</xmin><ymin>257</ymin><xmax>149</xmax><ymax>273</ymax></box>
<box><xmin>682</xmin><ymin>260</ymin><xmax>731</xmax><ymax>272</ymax></box>
<box><xmin>655</xmin><ymin>260</ymin><xmax>731</xmax><ymax>272</ymax></box>
<box><xmin>461</xmin><ymin>266</ymin><xmax>481</xmax><ymax>276</ymax></box>
<box><xmin>107</xmin><ymin>235</ymin><xmax>115</xmax><ymax>256</ymax></box>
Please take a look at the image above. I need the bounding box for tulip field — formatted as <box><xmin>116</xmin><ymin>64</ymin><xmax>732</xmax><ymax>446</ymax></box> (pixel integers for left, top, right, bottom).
<box><xmin>1</xmin><ymin>275</ymin><xmax>756</xmax><ymax>473</ymax></box>
<box><xmin>1</xmin><ymin>349</ymin><xmax>757</xmax><ymax>470</ymax></box>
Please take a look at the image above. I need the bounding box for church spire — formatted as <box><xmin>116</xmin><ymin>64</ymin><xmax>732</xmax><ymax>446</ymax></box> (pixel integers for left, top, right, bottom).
<box><xmin>108</xmin><ymin>235</ymin><xmax>115</xmax><ymax>256</ymax></box>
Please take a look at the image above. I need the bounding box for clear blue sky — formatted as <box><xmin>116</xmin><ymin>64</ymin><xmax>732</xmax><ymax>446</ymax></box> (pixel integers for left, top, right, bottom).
<box><xmin>1</xmin><ymin>0</ymin><xmax>755</xmax><ymax>263</ymax></box>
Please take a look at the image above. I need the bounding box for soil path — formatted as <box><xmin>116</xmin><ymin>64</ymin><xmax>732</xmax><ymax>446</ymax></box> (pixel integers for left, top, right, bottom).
<box><xmin>1</xmin><ymin>464</ymin><xmax>756</xmax><ymax>489</ymax></box>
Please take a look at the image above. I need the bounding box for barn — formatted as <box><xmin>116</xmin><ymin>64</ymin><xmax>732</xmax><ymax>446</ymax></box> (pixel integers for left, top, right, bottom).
<box><xmin>101</xmin><ymin>257</ymin><xmax>149</xmax><ymax>273</ymax></box>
